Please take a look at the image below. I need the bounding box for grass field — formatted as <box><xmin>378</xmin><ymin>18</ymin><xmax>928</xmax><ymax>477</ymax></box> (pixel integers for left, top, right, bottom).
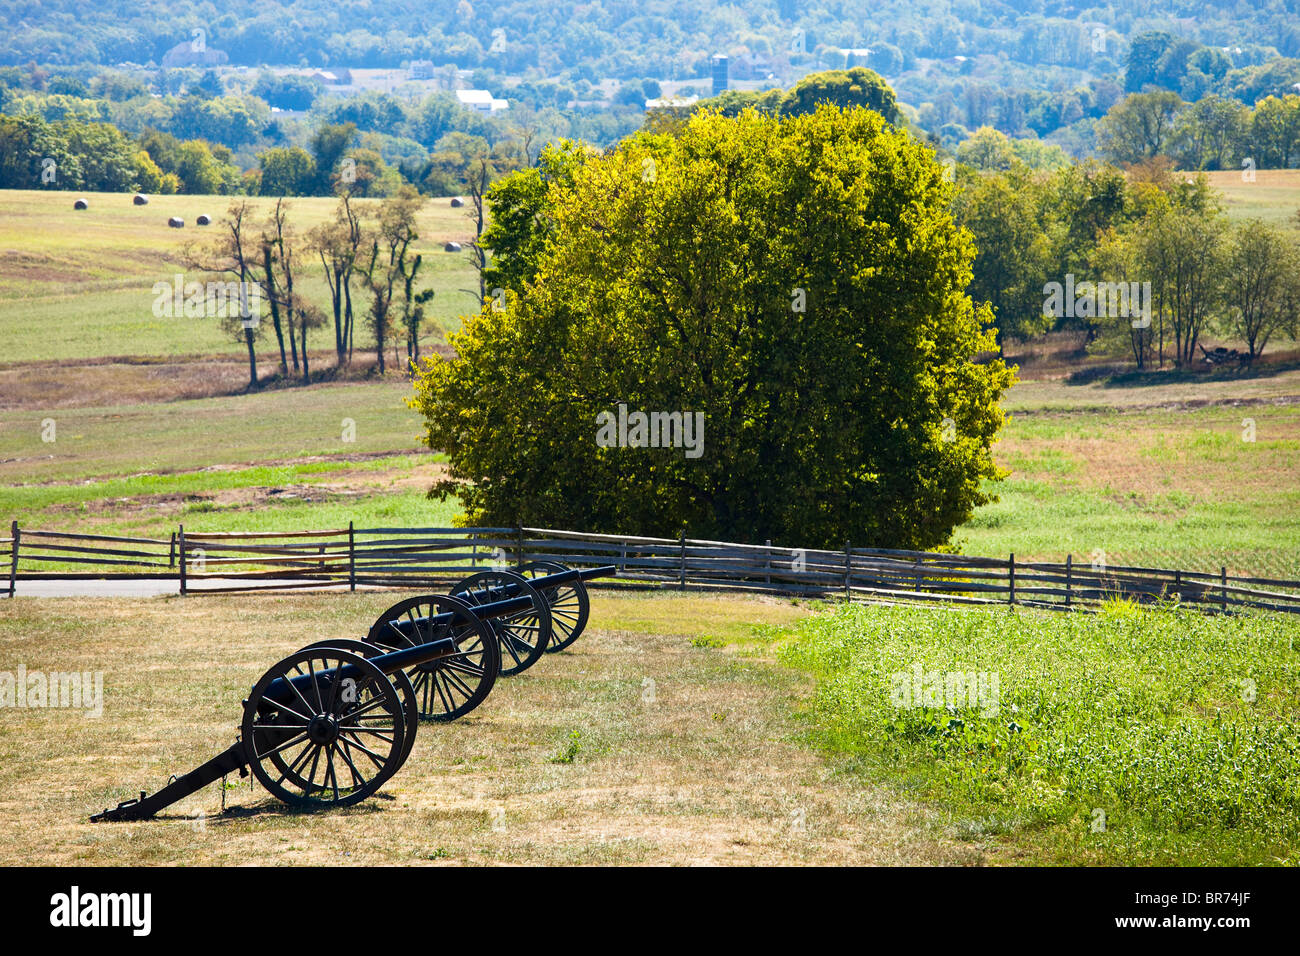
<box><xmin>0</xmin><ymin>590</ymin><xmax>984</xmax><ymax>866</ymax></box>
<box><xmin>2</xmin><ymin>589</ymin><xmax>1292</xmax><ymax>865</ymax></box>
<box><xmin>0</xmin><ymin>379</ymin><xmax>460</xmax><ymax>539</ymax></box>
<box><xmin>5</xmin><ymin>360</ymin><xmax>1297</xmax><ymax>575</ymax></box>
<box><xmin>1204</xmin><ymin>169</ymin><xmax>1300</xmax><ymax>229</ymax></box>
<box><xmin>0</xmin><ymin>189</ymin><xmax>481</xmax><ymax>363</ymax></box>
<box><xmin>777</xmin><ymin>599</ymin><xmax>1300</xmax><ymax>865</ymax></box>
<box><xmin>967</xmin><ymin>378</ymin><xmax>1300</xmax><ymax>576</ymax></box>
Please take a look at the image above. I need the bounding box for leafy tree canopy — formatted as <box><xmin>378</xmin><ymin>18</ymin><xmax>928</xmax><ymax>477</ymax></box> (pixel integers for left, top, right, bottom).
<box><xmin>414</xmin><ymin>104</ymin><xmax>1014</xmax><ymax>550</ymax></box>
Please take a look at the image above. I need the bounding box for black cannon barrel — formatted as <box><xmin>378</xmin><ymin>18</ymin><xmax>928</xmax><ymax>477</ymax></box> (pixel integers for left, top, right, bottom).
<box><xmin>380</xmin><ymin>564</ymin><xmax>616</xmax><ymax>647</ymax></box>
<box><xmin>449</xmin><ymin>563</ymin><xmax>614</xmax><ymax>611</ymax></box>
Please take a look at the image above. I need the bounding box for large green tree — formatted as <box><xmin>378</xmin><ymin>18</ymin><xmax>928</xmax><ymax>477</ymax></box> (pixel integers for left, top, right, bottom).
<box><xmin>780</xmin><ymin>68</ymin><xmax>902</xmax><ymax>125</ymax></box>
<box><xmin>412</xmin><ymin>105</ymin><xmax>1014</xmax><ymax>550</ymax></box>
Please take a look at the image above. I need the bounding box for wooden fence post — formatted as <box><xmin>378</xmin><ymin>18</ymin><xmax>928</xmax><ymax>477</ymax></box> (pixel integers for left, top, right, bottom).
<box><xmin>765</xmin><ymin>539</ymin><xmax>772</xmax><ymax>587</ymax></box>
<box><xmin>168</xmin><ymin>532</ymin><xmax>176</xmax><ymax>568</ymax></box>
<box><xmin>1008</xmin><ymin>553</ymin><xmax>1016</xmax><ymax>605</ymax></box>
<box><xmin>844</xmin><ymin>541</ymin><xmax>851</xmax><ymax>601</ymax></box>
<box><xmin>1065</xmin><ymin>554</ymin><xmax>1072</xmax><ymax>608</ymax></box>
<box><xmin>8</xmin><ymin>521</ymin><xmax>18</xmax><ymax>598</ymax></box>
<box><xmin>178</xmin><ymin>524</ymin><xmax>187</xmax><ymax>596</ymax></box>
<box><xmin>348</xmin><ymin>521</ymin><xmax>356</xmax><ymax>592</ymax></box>
<box><xmin>517</xmin><ymin>527</ymin><xmax>525</xmax><ymax>569</ymax></box>
<box><xmin>678</xmin><ymin>532</ymin><xmax>686</xmax><ymax>591</ymax></box>
<box><xmin>1221</xmin><ymin>566</ymin><xmax>1228</xmax><ymax>614</ymax></box>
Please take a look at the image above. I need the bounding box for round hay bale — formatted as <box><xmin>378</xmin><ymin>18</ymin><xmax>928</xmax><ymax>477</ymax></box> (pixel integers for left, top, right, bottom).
<box><xmin>133</xmin><ymin>193</ymin><xmax>149</xmax><ymax>205</ymax></box>
<box><xmin>73</xmin><ymin>198</ymin><xmax>88</xmax><ymax>210</ymax></box>
<box><xmin>167</xmin><ymin>216</ymin><xmax>185</xmax><ymax>229</ymax></box>
<box><xmin>444</xmin><ymin>241</ymin><xmax>462</xmax><ymax>252</ymax></box>
<box><xmin>196</xmin><ymin>213</ymin><xmax>212</xmax><ymax>226</ymax></box>
<box><xmin>450</xmin><ymin>196</ymin><xmax>465</xmax><ymax>208</ymax></box>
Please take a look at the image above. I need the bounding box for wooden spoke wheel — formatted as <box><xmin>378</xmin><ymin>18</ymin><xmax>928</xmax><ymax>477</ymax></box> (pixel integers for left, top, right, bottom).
<box><xmin>366</xmin><ymin>593</ymin><xmax>500</xmax><ymax>721</ymax></box>
<box><xmin>242</xmin><ymin>648</ymin><xmax>407</xmax><ymax>809</ymax></box>
<box><xmin>296</xmin><ymin>639</ymin><xmax>418</xmax><ymax>773</ymax></box>
<box><xmin>451</xmin><ymin>570</ymin><xmax>552</xmax><ymax>676</ymax></box>
<box><xmin>517</xmin><ymin>560</ymin><xmax>590</xmax><ymax>653</ymax></box>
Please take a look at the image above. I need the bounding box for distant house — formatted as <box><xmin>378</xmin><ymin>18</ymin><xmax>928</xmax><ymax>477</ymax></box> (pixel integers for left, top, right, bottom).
<box><xmin>456</xmin><ymin>89</ymin><xmax>509</xmax><ymax>112</ymax></box>
<box><xmin>729</xmin><ymin>52</ymin><xmax>775</xmax><ymax>80</ymax></box>
<box><xmin>409</xmin><ymin>60</ymin><xmax>436</xmax><ymax>80</ymax></box>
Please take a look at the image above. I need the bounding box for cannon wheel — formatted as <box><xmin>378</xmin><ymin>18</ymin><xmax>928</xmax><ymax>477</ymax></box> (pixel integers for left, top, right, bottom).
<box><xmin>451</xmin><ymin>570</ymin><xmax>552</xmax><ymax>676</ymax></box>
<box><xmin>517</xmin><ymin>561</ymin><xmax>589</xmax><ymax>653</ymax></box>
<box><xmin>243</xmin><ymin>647</ymin><xmax>407</xmax><ymax>809</ymax></box>
<box><xmin>366</xmin><ymin>593</ymin><xmax>500</xmax><ymax>721</ymax></box>
<box><xmin>296</xmin><ymin>639</ymin><xmax>418</xmax><ymax>773</ymax></box>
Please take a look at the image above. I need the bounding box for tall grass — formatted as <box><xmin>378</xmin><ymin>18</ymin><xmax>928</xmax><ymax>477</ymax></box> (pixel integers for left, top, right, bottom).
<box><xmin>777</xmin><ymin>600</ymin><xmax>1300</xmax><ymax>864</ymax></box>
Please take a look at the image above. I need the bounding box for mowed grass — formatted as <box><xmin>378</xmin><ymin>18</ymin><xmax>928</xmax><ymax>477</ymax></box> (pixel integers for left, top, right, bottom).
<box><xmin>956</xmin><ymin>361</ymin><xmax>1300</xmax><ymax>578</ymax></box>
<box><xmin>1203</xmin><ymin>169</ymin><xmax>1300</xmax><ymax>229</ymax></box>
<box><xmin>1</xmin><ymin>379</ymin><xmax>422</xmax><ymax>484</ymax></box>
<box><xmin>0</xmin><ymin>189</ymin><xmax>482</xmax><ymax>362</ymax></box>
<box><xmin>0</xmin><ymin>590</ymin><xmax>980</xmax><ymax>866</ymax></box>
<box><xmin>0</xmin><ymin>379</ymin><xmax>459</xmax><ymax>539</ymax></box>
<box><xmin>776</xmin><ymin>600</ymin><xmax>1300</xmax><ymax>865</ymax></box>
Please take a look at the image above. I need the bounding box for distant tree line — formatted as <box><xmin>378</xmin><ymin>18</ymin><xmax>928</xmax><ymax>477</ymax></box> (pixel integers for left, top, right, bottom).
<box><xmin>952</xmin><ymin>128</ymin><xmax>1300</xmax><ymax>369</ymax></box>
<box><xmin>0</xmin><ymin>110</ymin><xmax>533</xmax><ymax>201</ymax></box>
<box><xmin>904</xmin><ymin>28</ymin><xmax>1300</xmax><ymax>154</ymax></box>
<box><xmin>9</xmin><ymin>3</ymin><xmax>1300</xmax><ymax>156</ymax></box>
<box><xmin>1097</xmin><ymin>89</ymin><xmax>1300</xmax><ymax>172</ymax></box>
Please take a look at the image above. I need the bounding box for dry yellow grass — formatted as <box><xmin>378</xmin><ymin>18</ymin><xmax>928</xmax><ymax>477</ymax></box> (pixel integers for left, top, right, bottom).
<box><xmin>0</xmin><ymin>589</ymin><xmax>974</xmax><ymax>866</ymax></box>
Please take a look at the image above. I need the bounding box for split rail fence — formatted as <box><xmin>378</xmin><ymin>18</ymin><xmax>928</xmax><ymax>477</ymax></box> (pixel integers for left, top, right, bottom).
<box><xmin>5</xmin><ymin>521</ymin><xmax>1299</xmax><ymax>615</ymax></box>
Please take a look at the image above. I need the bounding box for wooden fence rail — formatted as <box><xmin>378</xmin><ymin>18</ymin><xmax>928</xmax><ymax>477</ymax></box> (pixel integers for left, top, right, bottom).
<box><xmin>4</xmin><ymin>521</ymin><xmax>1299</xmax><ymax>615</ymax></box>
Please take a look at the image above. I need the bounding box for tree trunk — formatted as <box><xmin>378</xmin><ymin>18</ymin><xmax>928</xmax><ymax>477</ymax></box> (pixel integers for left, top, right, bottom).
<box><xmin>262</xmin><ymin>246</ymin><xmax>288</xmax><ymax>375</ymax></box>
<box><xmin>333</xmin><ymin>266</ymin><xmax>345</xmax><ymax>365</ymax></box>
<box><xmin>344</xmin><ymin>280</ymin><xmax>354</xmax><ymax>364</ymax></box>
<box><xmin>301</xmin><ymin>323</ymin><xmax>310</xmax><ymax>384</ymax></box>
<box><xmin>244</xmin><ymin>327</ymin><xmax>258</xmax><ymax>388</ymax></box>
<box><xmin>285</xmin><ymin>256</ymin><xmax>299</xmax><ymax>374</ymax></box>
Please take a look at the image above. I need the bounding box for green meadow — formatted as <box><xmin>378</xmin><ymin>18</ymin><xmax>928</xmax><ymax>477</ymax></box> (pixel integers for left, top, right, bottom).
<box><xmin>775</xmin><ymin>600</ymin><xmax>1300</xmax><ymax>865</ymax></box>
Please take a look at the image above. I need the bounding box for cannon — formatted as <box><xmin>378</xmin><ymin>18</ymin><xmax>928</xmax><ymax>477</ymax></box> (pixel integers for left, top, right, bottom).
<box><xmin>91</xmin><ymin>564</ymin><xmax>615</xmax><ymax>821</ymax></box>
<box><xmin>363</xmin><ymin>562</ymin><xmax>599</xmax><ymax>720</ymax></box>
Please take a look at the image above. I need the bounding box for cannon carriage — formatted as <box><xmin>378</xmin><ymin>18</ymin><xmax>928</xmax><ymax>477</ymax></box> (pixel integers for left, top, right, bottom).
<box><xmin>90</xmin><ymin>563</ymin><xmax>614</xmax><ymax>821</ymax></box>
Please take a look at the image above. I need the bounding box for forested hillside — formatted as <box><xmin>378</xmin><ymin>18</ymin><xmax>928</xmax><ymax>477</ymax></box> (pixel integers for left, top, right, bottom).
<box><xmin>7</xmin><ymin>1</ymin><xmax>1300</xmax><ymax>75</ymax></box>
